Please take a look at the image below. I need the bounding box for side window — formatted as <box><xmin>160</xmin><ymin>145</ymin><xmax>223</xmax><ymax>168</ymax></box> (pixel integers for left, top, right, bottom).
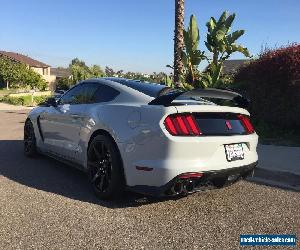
<box><xmin>78</xmin><ymin>83</ymin><xmax>99</xmax><ymax>104</ymax></box>
<box><xmin>59</xmin><ymin>85</ymin><xmax>82</xmax><ymax>104</ymax></box>
<box><xmin>59</xmin><ymin>83</ymin><xmax>98</xmax><ymax>105</ymax></box>
<box><xmin>92</xmin><ymin>85</ymin><xmax>120</xmax><ymax>103</ymax></box>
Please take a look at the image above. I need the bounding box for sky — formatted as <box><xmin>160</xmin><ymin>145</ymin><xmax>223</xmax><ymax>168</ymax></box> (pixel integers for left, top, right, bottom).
<box><xmin>0</xmin><ymin>0</ymin><xmax>299</xmax><ymax>73</ymax></box>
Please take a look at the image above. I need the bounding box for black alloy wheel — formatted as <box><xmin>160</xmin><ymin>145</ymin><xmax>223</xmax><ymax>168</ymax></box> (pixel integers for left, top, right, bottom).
<box><xmin>88</xmin><ymin>135</ymin><xmax>124</xmax><ymax>200</ymax></box>
<box><xmin>24</xmin><ymin>119</ymin><xmax>38</xmax><ymax>157</ymax></box>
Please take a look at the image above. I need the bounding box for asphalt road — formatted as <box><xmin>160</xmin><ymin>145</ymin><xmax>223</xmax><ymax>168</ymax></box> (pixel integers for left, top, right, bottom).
<box><xmin>0</xmin><ymin>109</ymin><xmax>299</xmax><ymax>249</ymax></box>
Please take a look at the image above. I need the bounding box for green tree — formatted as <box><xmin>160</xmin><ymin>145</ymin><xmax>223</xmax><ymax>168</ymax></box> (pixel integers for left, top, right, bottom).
<box><xmin>70</xmin><ymin>58</ymin><xmax>89</xmax><ymax>69</ymax></box>
<box><xmin>164</xmin><ymin>74</ymin><xmax>174</xmax><ymax>87</ymax></box>
<box><xmin>0</xmin><ymin>57</ymin><xmax>47</xmax><ymax>90</ymax></box>
<box><xmin>203</xmin><ymin>11</ymin><xmax>250</xmax><ymax>87</ymax></box>
<box><xmin>0</xmin><ymin>57</ymin><xmax>20</xmax><ymax>89</ymax></box>
<box><xmin>123</xmin><ymin>71</ymin><xmax>135</xmax><ymax>79</ymax></box>
<box><xmin>69</xmin><ymin>58</ymin><xmax>90</xmax><ymax>83</ymax></box>
<box><xmin>69</xmin><ymin>58</ymin><xmax>105</xmax><ymax>83</ymax></box>
<box><xmin>105</xmin><ymin>66</ymin><xmax>115</xmax><ymax>77</ymax></box>
<box><xmin>173</xmin><ymin>0</ymin><xmax>185</xmax><ymax>87</ymax></box>
<box><xmin>21</xmin><ymin>65</ymin><xmax>47</xmax><ymax>90</ymax></box>
<box><xmin>206</xmin><ymin>11</ymin><xmax>250</xmax><ymax>65</ymax></box>
<box><xmin>70</xmin><ymin>64</ymin><xmax>91</xmax><ymax>83</ymax></box>
<box><xmin>56</xmin><ymin>77</ymin><xmax>72</xmax><ymax>90</ymax></box>
<box><xmin>182</xmin><ymin>15</ymin><xmax>206</xmax><ymax>85</ymax></box>
<box><xmin>150</xmin><ymin>72</ymin><xmax>167</xmax><ymax>83</ymax></box>
<box><xmin>90</xmin><ymin>65</ymin><xmax>105</xmax><ymax>78</ymax></box>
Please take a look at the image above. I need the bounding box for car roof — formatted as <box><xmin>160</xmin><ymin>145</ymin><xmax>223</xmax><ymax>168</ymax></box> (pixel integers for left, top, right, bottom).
<box><xmin>81</xmin><ymin>77</ymin><xmax>155</xmax><ymax>104</ymax></box>
<box><xmin>101</xmin><ymin>77</ymin><xmax>167</xmax><ymax>98</ymax></box>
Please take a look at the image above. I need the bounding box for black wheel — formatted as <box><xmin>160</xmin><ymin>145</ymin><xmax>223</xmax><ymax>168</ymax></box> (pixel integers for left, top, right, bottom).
<box><xmin>24</xmin><ymin>119</ymin><xmax>38</xmax><ymax>157</ymax></box>
<box><xmin>87</xmin><ymin>135</ymin><xmax>124</xmax><ymax>200</ymax></box>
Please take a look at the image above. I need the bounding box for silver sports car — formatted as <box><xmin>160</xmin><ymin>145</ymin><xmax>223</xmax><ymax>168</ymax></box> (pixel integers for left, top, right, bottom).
<box><xmin>24</xmin><ymin>78</ymin><xmax>258</xmax><ymax>199</ymax></box>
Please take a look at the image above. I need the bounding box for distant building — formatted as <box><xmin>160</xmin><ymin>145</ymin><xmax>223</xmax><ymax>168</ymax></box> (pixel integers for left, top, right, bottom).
<box><xmin>0</xmin><ymin>51</ymin><xmax>56</xmax><ymax>89</ymax></box>
<box><xmin>50</xmin><ymin>67</ymin><xmax>72</xmax><ymax>81</ymax></box>
<box><xmin>222</xmin><ymin>59</ymin><xmax>250</xmax><ymax>75</ymax></box>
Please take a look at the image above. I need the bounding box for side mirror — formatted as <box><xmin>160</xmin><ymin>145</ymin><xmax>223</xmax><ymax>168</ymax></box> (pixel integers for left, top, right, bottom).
<box><xmin>46</xmin><ymin>97</ymin><xmax>58</xmax><ymax>107</ymax></box>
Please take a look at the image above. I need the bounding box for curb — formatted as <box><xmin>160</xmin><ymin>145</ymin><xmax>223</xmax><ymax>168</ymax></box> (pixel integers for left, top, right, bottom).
<box><xmin>247</xmin><ymin>167</ymin><xmax>300</xmax><ymax>191</ymax></box>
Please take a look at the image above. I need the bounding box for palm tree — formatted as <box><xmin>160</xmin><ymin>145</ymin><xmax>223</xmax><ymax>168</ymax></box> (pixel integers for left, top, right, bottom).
<box><xmin>173</xmin><ymin>0</ymin><xmax>185</xmax><ymax>87</ymax></box>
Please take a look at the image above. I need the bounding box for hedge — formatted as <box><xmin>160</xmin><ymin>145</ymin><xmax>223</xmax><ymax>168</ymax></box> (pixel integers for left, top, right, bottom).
<box><xmin>233</xmin><ymin>44</ymin><xmax>300</xmax><ymax>131</ymax></box>
<box><xmin>0</xmin><ymin>95</ymin><xmax>49</xmax><ymax>106</ymax></box>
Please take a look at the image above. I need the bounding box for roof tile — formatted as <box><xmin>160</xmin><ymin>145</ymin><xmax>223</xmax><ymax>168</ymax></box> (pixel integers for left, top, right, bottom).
<box><xmin>0</xmin><ymin>51</ymin><xmax>50</xmax><ymax>67</ymax></box>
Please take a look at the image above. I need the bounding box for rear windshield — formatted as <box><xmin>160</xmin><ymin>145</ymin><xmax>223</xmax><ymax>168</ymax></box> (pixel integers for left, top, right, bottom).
<box><xmin>104</xmin><ymin>77</ymin><xmax>168</xmax><ymax>97</ymax></box>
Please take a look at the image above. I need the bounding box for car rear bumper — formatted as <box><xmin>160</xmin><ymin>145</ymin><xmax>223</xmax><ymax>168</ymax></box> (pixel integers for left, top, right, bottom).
<box><xmin>121</xmin><ymin>132</ymin><xmax>258</xmax><ymax>187</ymax></box>
<box><xmin>128</xmin><ymin>161</ymin><xmax>257</xmax><ymax>197</ymax></box>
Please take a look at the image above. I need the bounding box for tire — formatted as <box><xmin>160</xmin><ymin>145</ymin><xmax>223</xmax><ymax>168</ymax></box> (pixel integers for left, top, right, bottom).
<box><xmin>87</xmin><ymin>134</ymin><xmax>124</xmax><ymax>200</ymax></box>
<box><xmin>24</xmin><ymin>119</ymin><xmax>38</xmax><ymax>157</ymax></box>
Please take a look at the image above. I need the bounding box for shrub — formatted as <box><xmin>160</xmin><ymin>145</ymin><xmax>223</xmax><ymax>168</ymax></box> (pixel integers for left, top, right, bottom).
<box><xmin>33</xmin><ymin>95</ymin><xmax>49</xmax><ymax>105</ymax></box>
<box><xmin>1</xmin><ymin>95</ymin><xmax>50</xmax><ymax>106</ymax></box>
<box><xmin>233</xmin><ymin>44</ymin><xmax>300</xmax><ymax>131</ymax></box>
<box><xmin>1</xmin><ymin>96</ymin><xmax>25</xmax><ymax>105</ymax></box>
<box><xmin>56</xmin><ymin>77</ymin><xmax>73</xmax><ymax>90</ymax></box>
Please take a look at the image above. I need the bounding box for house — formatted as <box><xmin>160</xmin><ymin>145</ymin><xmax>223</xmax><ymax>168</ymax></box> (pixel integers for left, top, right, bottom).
<box><xmin>0</xmin><ymin>51</ymin><xmax>56</xmax><ymax>89</ymax></box>
<box><xmin>222</xmin><ymin>59</ymin><xmax>250</xmax><ymax>75</ymax></box>
<box><xmin>50</xmin><ymin>67</ymin><xmax>72</xmax><ymax>81</ymax></box>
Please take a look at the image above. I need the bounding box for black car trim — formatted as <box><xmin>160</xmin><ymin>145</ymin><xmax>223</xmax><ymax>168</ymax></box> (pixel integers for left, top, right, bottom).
<box><xmin>148</xmin><ymin>88</ymin><xmax>249</xmax><ymax>108</ymax></box>
<box><xmin>128</xmin><ymin>161</ymin><xmax>258</xmax><ymax>197</ymax></box>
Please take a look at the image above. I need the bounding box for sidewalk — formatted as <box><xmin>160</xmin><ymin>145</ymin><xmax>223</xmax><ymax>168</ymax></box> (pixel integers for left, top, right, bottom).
<box><xmin>0</xmin><ymin>102</ymin><xmax>33</xmax><ymax>111</ymax></box>
<box><xmin>248</xmin><ymin>144</ymin><xmax>300</xmax><ymax>191</ymax></box>
<box><xmin>257</xmin><ymin>144</ymin><xmax>300</xmax><ymax>175</ymax></box>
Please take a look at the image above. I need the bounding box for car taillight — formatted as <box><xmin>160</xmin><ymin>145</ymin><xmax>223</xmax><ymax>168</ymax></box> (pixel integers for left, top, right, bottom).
<box><xmin>178</xmin><ymin>172</ymin><xmax>203</xmax><ymax>179</ymax></box>
<box><xmin>164</xmin><ymin>114</ymin><xmax>201</xmax><ymax>136</ymax></box>
<box><xmin>238</xmin><ymin>114</ymin><xmax>255</xmax><ymax>134</ymax></box>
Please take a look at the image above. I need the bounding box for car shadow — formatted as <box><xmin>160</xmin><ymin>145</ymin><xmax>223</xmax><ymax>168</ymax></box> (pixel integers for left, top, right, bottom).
<box><xmin>0</xmin><ymin>140</ymin><xmax>178</xmax><ymax>208</ymax></box>
<box><xmin>5</xmin><ymin>111</ymin><xmax>28</xmax><ymax>115</ymax></box>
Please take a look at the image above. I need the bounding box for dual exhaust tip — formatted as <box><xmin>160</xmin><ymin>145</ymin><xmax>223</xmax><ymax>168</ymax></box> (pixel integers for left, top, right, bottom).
<box><xmin>172</xmin><ymin>179</ymin><xmax>195</xmax><ymax>194</ymax></box>
<box><xmin>170</xmin><ymin>172</ymin><xmax>203</xmax><ymax>195</ymax></box>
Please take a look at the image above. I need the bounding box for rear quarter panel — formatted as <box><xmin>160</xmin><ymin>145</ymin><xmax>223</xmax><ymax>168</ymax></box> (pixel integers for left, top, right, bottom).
<box><xmin>79</xmin><ymin>104</ymin><xmax>177</xmax><ymax>172</ymax></box>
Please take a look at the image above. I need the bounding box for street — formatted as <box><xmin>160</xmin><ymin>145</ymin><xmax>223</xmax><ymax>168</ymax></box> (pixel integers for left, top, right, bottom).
<box><xmin>0</xmin><ymin>109</ymin><xmax>299</xmax><ymax>249</ymax></box>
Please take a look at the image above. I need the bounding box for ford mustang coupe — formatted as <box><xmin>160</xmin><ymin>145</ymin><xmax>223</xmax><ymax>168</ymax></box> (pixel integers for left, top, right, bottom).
<box><xmin>24</xmin><ymin>78</ymin><xmax>258</xmax><ymax>199</ymax></box>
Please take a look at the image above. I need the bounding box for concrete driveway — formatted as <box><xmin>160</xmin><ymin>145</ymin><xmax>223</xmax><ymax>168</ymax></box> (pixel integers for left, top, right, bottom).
<box><xmin>0</xmin><ymin>109</ymin><xmax>299</xmax><ymax>249</ymax></box>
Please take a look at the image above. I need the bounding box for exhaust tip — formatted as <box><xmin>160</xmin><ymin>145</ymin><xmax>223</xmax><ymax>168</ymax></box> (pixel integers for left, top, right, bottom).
<box><xmin>185</xmin><ymin>180</ymin><xmax>194</xmax><ymax>192</ymax></box>
<box><xmin>172</xmin><ymin>181</ymin><xmax>183</xmax><ymax>194</ymax></box>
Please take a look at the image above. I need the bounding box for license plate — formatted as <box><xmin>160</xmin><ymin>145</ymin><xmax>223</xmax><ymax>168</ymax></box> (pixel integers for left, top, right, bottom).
<box><xmin>224</xmin><ymin>143</ymin><xmax>244</xmax><ymax>162</ymax></box>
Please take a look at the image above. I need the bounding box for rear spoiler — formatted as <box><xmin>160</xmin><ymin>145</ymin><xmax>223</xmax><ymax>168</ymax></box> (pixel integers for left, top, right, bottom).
<box><xmin>148</xmin><ymin>88</ymin><xmax>249</xmax><ymax>108</ymax></box>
